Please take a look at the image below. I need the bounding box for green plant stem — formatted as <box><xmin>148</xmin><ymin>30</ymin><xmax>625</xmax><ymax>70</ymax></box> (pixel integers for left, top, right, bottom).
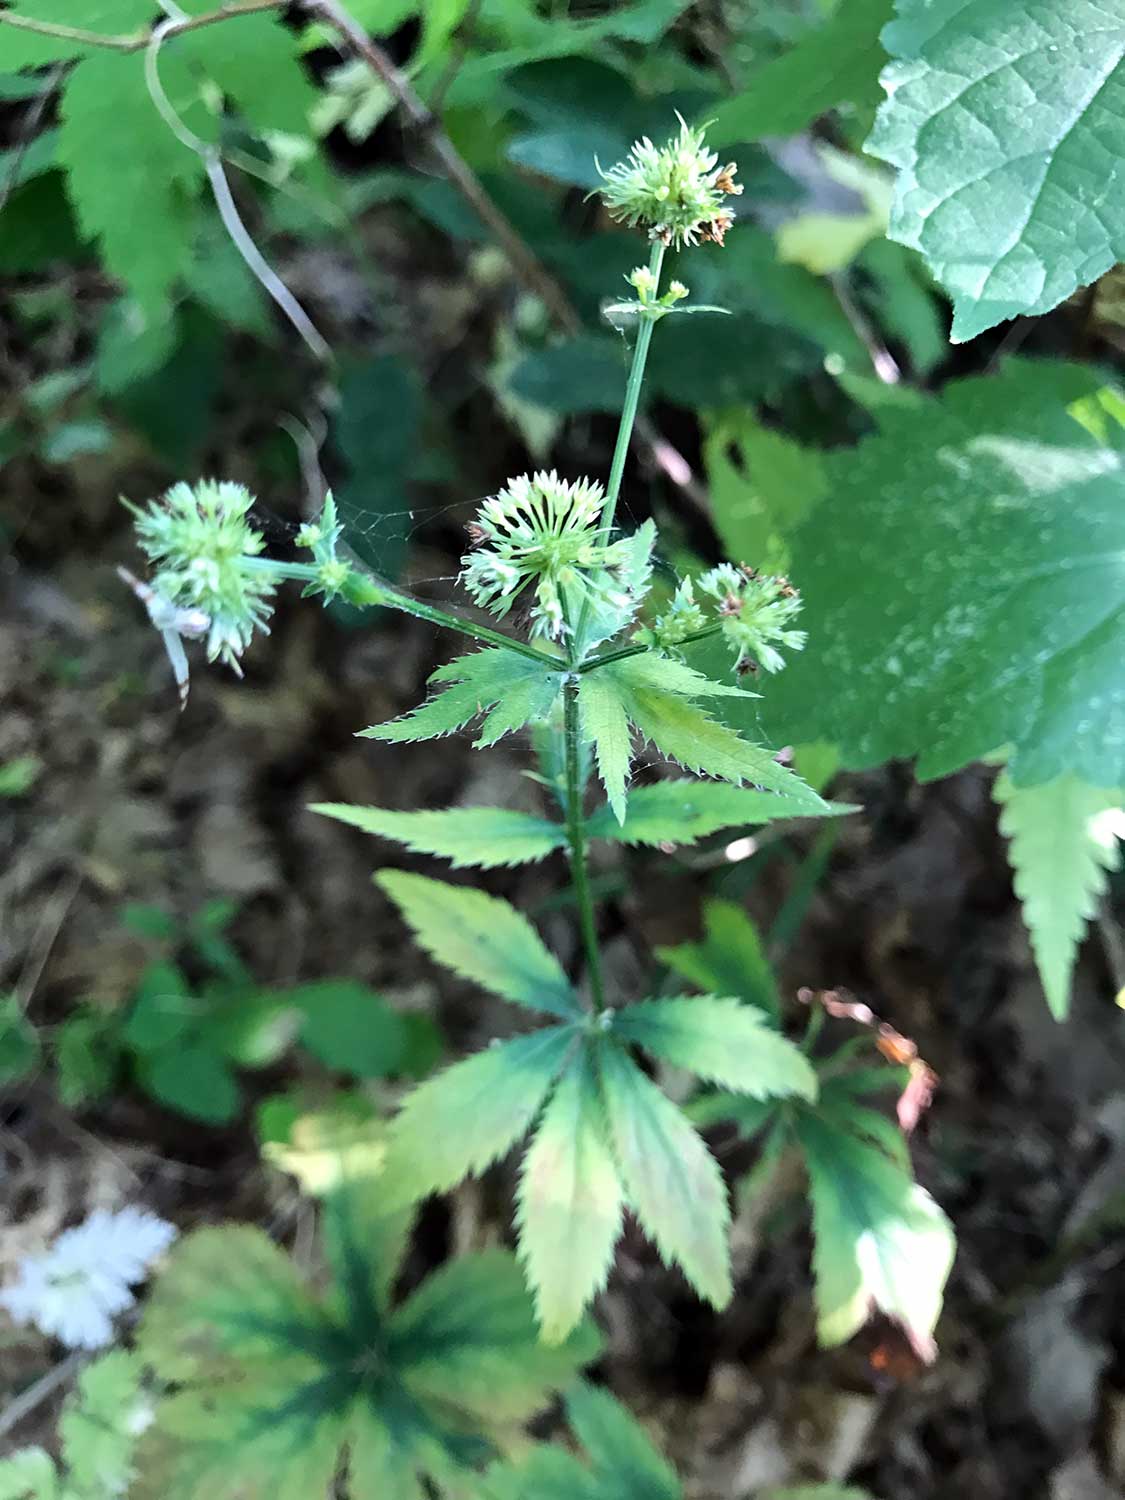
<box><xmin>562</xmin><ymin>675</ymin><xmax>605</xmax><ymax>1011</ymax></box>
<box><xmin>577</xmin><ymin>623</ymin><xmax>722</xmax><ymax>673</ymax></box>
<box><xmin>573</xmin><ymin>239</ymin><xmax>666</xmax><ymax>656</ymax></box>
<box><xmin>240</xmin><ymin>557</ymin><xmax>561</xmax><ymax>668</ymax></box>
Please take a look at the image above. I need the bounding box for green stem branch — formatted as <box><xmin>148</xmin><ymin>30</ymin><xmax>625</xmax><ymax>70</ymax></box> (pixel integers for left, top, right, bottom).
<box><xmin>562</xmin><ymin>675</ymin><xmax>605</xmax><ymax>1011</ymax></box>
<box><xmin>241</xmin><ymin>556</ymin><xmax>561</xmax><ymax>667</ymax></box>
<box><xmin>577</xmin><ymin>623</ymin><xmax>722</xmax><ymax>674</ymax></box>
<box><xmin>0</xmin><ymin>0</ymin><xmax>282</xmax><ymax>51</ymax></box>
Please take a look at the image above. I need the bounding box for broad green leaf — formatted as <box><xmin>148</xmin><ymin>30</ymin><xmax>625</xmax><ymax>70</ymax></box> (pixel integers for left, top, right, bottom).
<box><xmin>598</xmin><ymin>1044</ymin><xmax>731</xmax><ymax>1308</ymax></box>
<box><xmin>579</xmin><ymin>672</ymin><xmax>633</xmax><ymax>825</ymax></box>
<box><xmin>56</xmin><ymin>1008</ymin><xmax>121</xmax><ymax>1107</ymax></box>
<box><xmin>0</xmin><ymin>1450</ymin><xmax>56</xmax><ymax>1500</ymax></box>
<box><xmin>517</xmin><ymin>1048</ymin><xmax>624</xmax><ymax>1342</ymax></box>
<box><xmin>377</xmin><ymin>871</ymin><xmax>578</xmax><ymax>1017</ymax></box>
<box><xmin>657</xmin><ymin>899</ymin><xmax>781</xmax><ymax>1018</ymax></box>
<box><xmin>58</xmin><ymin>52</ymin><xmax>203</xmax><ymax>314</ymax></box>
<box><xmin>183</xmin><ymin>12</ymin><xmax>317</xmax><ymax>136</ymax></box>
<box><xmin>59</xmin><ymin>1351</ymin><xmax>150</xmax><ymax>1500</ymax></box>
<box><xmin>612</xmin><ymin>997</ymin><xmax>816</xmax><ymax>1101</ymax></box>
<box><xmin>869</xmin><ymin>0</ymin><xmax>1125</xmax><ymax>342</ymax></box>
<box><xmin>389</xmin><ymin>1247</ymin><xmax>601</xmax><ymax>1425</ymax></box>
<box><xmin>507</xmin><ymin>336</ymin><xmax>627</xmax><ymax>415</ymax></box>
<box><xmin>313</xmin><ymin>802</ymin><xmax>565</xmax><ymax>868</ymax></box>
<box><xmin>381</xmin><ymin>1028</ymin><xmax>577</xmax><ymax>1203</ymax></box>
<box><xmin>0</xmin><ymin>994</ymin><xmax>40</xmax><ymax>1085</ymax></box>
<box><xmin>710</xmin><ymin>0</ymin><xmax>894</xmax><ymax>144</ymax></box>
<box><xmin>0</xmin><ymin>0</ymin><xmax>151</xmax><ymax>65</ymax></box>
<box><xmin>585</xmin><ymin>780</ymin><xmax>852</xmax><ymax>848</ymax></box>
<box><xmin>606</xmin><ymin>657</ymin><xmax>826</xmax><ymax>811</ymax></box>
<box><xmin>137</xmin><ymin>1222</ymin><xmax>586</xmax><ymax>1498</ymax></box>
<box><xmin>361</xmin><ymin>649</ymin><xmax>564</xmax><ymax>747</ymax></box>
<box><xmin>795</xmin><ymin>1113</ymin><xmax>954</xmax><ymax>1359</ymax></box>
<box><xmin>139</xmin><ymin>1043</ymin><xmax>241</xmax><ymax>1125</ymax></box>
<box><xmin>563</xmin><ymin>1383</ymin><xmax>681</xmax><ymax>1499</ymax></box>
<box><xmin>290</xmin><ymin>980</ymin><xmax>409</xmax><ymax>1076</ymax></box>
<box><xmin>478</xmin><ymin>1445</ymin><xmax>606</xmax><ymax>1500</ymax></box>
<box><xmin>764</xmin><ymin>1490</ymin><xmax>873</xmax><ymax>1499</ymax></box>
<box><xmin>748</xmin><ymin>362</ymin><xmax>1125</xmax><ymax>787</ymax></box>
<box><xmin>704</xmin><ymin>411</ymin><xmax>828</xmax><ymax>573</ymax></box>
<box><xmin>995</xmin><ymin>772</ymin><xmax>1124</xmax><ymax>1019</ymax></box>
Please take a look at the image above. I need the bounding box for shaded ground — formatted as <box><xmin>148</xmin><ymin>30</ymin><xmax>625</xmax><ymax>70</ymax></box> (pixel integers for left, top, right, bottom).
<box><xmin>3</xmin><ymin>479</ymin><xmax>1124</xmax><ymax>1499</ymax></box>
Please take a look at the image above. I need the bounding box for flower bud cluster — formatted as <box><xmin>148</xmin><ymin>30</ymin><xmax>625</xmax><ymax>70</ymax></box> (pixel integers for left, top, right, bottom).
<box><xmin>634</xmin><ymin>576</ymin><xmax>707</xmax><ymax>650</ymax></box>
<box><xmin>128</xmin><ymin>480</ymin><xmax>275</xmax><ymax>670</ymax></box>
<box><xmin>697</xmin><ymin>564</ymin><xmax>806</xmax><ymax>674</ymax></box>
<box><xmin>599</xmin><ymin>116</ymin><xmax>741</xmax><ymax>248</ymax></box>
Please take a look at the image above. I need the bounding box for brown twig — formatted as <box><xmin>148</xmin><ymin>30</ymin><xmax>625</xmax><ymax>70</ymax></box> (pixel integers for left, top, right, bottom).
<box><xmin>0</xmin><ymin>0</ymin><xmax>283</xmax><ymax>52</ymax></box>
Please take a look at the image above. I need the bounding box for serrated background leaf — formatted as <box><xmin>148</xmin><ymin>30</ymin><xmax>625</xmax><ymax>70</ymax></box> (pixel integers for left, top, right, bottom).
<box><xmin>564</xmin><ymin>1382</ymin><xmax>681</xmax><ymax>1499</ymax></box>
<box><xmin>598</xmin><ymin>1044</ymin><xmax>732</xmax><ymax>1308</ymax></box>
<box><xmin>58</xmin><ymin>52</ymin><xmax>203</xmax><ymax>314</ymax></box>
<box><xmin>869</xmin><ymin>0</ymin><xmax>1125</xmax><ymax>341</ymax></box>
<box><xmin>314</xmin><ymin>802</ymin><xmax>565</xmax><ymax>868</ymax></box>
<box><xmin>657</xmin><ymin>899</ymin><xmax>781</xmax><ymax>1018</ymax></box>
<box><xmin>612</xmin><ymin>996</ymin><xmax>816</xmax><ymax>1100</ymax></box>
<box><xmin>381</xmin><ymin>1028</ymin><xmax>576</xmax><ymax>1202</ymax></box>
<box><xmin>995</xmin><ymin>772</ymin><xmax>1123</xmax><ymax>1018</ymax></box>
<box><xmin>742</xmin><ymin>362</ymin><xmax>1125</xmax><ymax>786</ymax></box>
<box><xmin>516</xmin><ymin>1048</ymin><xmax>624</xmax><ymax>1341</ymax></box>
<box><xmin>377</xmin><ymin>871</ymin><xmax>578</xmax><ymax>1016</ymax></box>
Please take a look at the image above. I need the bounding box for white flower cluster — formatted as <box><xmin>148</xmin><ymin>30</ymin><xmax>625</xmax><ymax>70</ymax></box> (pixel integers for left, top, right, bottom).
<box><xmin>0</xmin><ymin>1207</ymin><xmax>176</xmax><ymax>1349</ymax></box>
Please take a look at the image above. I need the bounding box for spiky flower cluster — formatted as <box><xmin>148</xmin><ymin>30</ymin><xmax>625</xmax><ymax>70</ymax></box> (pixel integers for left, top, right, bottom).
<box><xmin>599</xmin><ymin>116</ymin><xmax>741</xmax><ymax>248</ymax></box>
<box><xmin>698</xmin><ymin>564</ymin><xmax>807</xmax><ymax>674</ymax></box>
<box><xmin>461</xmin><ymin>471</ymin><xmax>635</xmax><ymax>640</ymax></box>
<box><xmin>129</xmin><ymin>480</ymin><xmax>274</xmax><ymax>669</ymax></box>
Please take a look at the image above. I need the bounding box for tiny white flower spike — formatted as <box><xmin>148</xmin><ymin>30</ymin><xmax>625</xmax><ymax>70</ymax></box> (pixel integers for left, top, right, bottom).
<box><xmin>0</xmin><ymin>1207</ymin><xmax>177</xmax><ymax>1350</ymax></box>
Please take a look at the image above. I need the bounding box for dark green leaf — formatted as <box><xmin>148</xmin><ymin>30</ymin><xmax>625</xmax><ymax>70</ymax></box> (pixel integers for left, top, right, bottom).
<box><xmin>658</xmin><ymin>899</ymin><xmax>781</xmax><ymax>1018</ymax></box>
<box><xmin>710</xmin><ymin>0</ymin><xmax>894</xmax><ymax>144</ymax></box>
<box><xmin>291</xmin><ymin>980</ymin><xmax>409</xmax><ymax>1076</ymax></box>
<box><xmin>751</xmin><ymin>362</ymin><xmax>1125</xmax><ymax>786</ymax></box>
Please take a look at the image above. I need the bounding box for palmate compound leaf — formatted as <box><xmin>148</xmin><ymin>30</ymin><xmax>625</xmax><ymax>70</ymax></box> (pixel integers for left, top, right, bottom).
<box><xmin>582</xmin><ymin>654</ymin><xmax>828</xmax><ymax>824</ymax></box>
<box><xmin>740</xmin><ymin>362</ymin><xmax>1125</xmax><ymax>788</ymax></box>
<box><xmin>516</xmin><ymin>1048</ymin><xmax>625</xmax><ymax>1344</ymax></box>
<box><xmin>360</xmin><ymin>648</ymin><xmax>565</xmax><ymax>748</ymax></box>
<box><xmin>610</xmin><ymin>997</ymin><xmax>817</xmax><ymax>1102</ymax></box>
<box><xmin>794</xmin><ymin>1111</ymin><xmax>954</xmax><ymax>1361</ymax></box>
<box><xmin>375</xmin><ymin>871</ymin><xmax>578</xmax><ymax>1018</ymax></box>
<box><xmin>868</xmin><ymin>0</ymin><xmax>1125</xmax><ymax>343</ymax></box>
<box><xmin>995</xmin><ymin>771</ymin><xmax>1124</xmax><ymax>1019</ymax></box>
<box><xmin>378</xmin><ymin>1027</ymin><xmax>579</xmax><ymax>1207</ymax></box>
<box><xmin>134</xmin><ymin>1205</ymin><xmax>597</xmax><ymax>1500</ymax></box>
<box><xmin>312</xmin><ymin>802</ymin><xmax>566</xmax><ymax>868</ymax></box>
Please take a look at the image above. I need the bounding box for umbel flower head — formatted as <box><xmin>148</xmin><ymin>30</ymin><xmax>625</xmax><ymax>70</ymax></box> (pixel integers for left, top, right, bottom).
<box><xmin>461</xmin><ymin>471</ymin><xmax>636</xmax><ymax>639</ymax></box>
<box><xmin>128</xmin><ymin>480</ymin><xmax>275</xmax><ymax>670</ymax></box>
<box><xmin>698</xmin><ymin>564</ymin><xmax>807</xmax><ymax>674</ymax></box>
<box><xmin>599</xmin><ymin>115</ymin><xmax>741</xmax><ymax>248</ymax></box>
